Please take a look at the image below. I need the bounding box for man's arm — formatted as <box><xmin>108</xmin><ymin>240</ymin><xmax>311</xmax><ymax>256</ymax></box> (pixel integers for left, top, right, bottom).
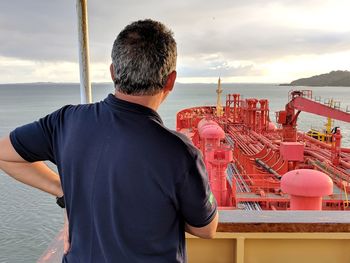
<box><xmin>185</xmin><ymin>211</ymin><xmax>218</xmax><ymax>239</ymax></box>
<box><xmin>63</xmin><ymin>210</ymin><xmax>70</xmax><ymax>254</ymax></box>
<box><xmin>0</xmin><ymin>135</ymin><xmax>63</xmax><ymax>197</ymax></box>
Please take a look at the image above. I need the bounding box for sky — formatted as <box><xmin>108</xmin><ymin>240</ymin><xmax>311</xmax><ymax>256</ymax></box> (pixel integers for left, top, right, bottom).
<box><xmin>0</xmin><ymin>0</ymin><xmax>350</xmax><ymax>84</ymax></box>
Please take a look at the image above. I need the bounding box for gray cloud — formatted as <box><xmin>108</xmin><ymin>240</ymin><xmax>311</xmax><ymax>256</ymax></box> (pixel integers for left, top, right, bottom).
<box><xmin>180</xmin><ymin>26</ymin><xmax>350</xmax><ymax>61</ymax></box>
<box><xmin>178</xmin><ymin>64</ymin><xmax>260</xmax><ymax>78</ymax></box>
<box><xmin>0</xmin><ymin>1</ymin><xmax>78</xmax><ymax>61</ymax></box>
<box><xmin>1</xmin><ymin>0</ymin><xmax>349</xmax><ymax>77</ymax></box>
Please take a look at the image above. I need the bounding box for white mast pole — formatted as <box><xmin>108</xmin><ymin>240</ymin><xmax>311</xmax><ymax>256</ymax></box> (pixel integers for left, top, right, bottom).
<box><xmin>76</xmin><ymin>0</ymin><xmax>92</xmax><ymax>104</ymax></box>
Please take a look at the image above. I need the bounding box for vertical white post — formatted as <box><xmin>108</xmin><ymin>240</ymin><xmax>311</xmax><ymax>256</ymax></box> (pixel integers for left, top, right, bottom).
<box><xmin>76</xmin><ymin>0</ymin><xmax>92</xmax><ymax>104</ymax></box>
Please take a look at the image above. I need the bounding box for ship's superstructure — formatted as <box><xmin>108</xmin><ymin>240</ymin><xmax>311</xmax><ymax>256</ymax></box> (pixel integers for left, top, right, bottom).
<box><xmin>176</xmin><ymin>88</ymin><xmax>350</xmax><ymax>211</ymax></box>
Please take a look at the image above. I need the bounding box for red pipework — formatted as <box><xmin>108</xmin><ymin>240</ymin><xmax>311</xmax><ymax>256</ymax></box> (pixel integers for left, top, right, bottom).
<box><xmin>268</xmin><ymin>121</ymin><xmax>277</xmax><ymax>131</ymax></box>
<box><xmin>279</xmin><ymin>100</ymin><xmax>298</xmax><ymax>142</ymax></box>
<box><xmin>198</xmin><ymin>119</ymin><xmax>233</xmax><ymax>206</ymax></box>
<box><xmin>207</xmin><ymin>146</ymin><xmax>233</xmax><ymax>206</ymax></box>
<box><xmin>250</xmin><ymin>130</ymin><xmax>279</xmax><ymax>151</ymax></box>
<box><xmin>259</xmin><ymin>99</ymin><xmax>269</xmax><ymax>132</ymax></box>
<box><xmin>176</xmin><ymin>90</ymin><xmax>350</xmax><ymax>211</ymax></box>
<box><xmin>233</xmin><ymin>94</ymin><xmax>240</xmax><ymax>123</ymax></box>
<box><xmin>245</xmin><ymin>99</ymin><xmax>258</xmax><ymax>131</ymax></box>
<box><xmin>331</xmin><ymin>129</ymin><xmax>342</xmax><ymax>166</ymax></box>
<box><xmin>225</xmin><ymin>94</ymin><xmax>241</xmax><ymax>123</ymax></box>
<box><xmin>341</xmin><ymin>160</ymin><xmax>350</xmax><ymax>170</ymax></box>
<box><xmin>299</xmin><ymin>132</ymin><xmax>350</xmax><ymax>153</ymax></box>
<box><xmin>304</xmin><ymin>149</ymin><xmax>329</xmax><ymax>163</ymax></box>
<box><xmin>225</xmin><ymin>94</ymin><xmax>231</xmax><ymax>118</ymax></box>
<box><xmin>304</xmin><ymin>150</ymin><xmax>350</xmax><ymax>177</ymax></box>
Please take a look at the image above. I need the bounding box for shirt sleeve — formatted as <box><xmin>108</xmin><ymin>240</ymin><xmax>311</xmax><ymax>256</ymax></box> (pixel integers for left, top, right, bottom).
<box><xmin>9</xmin><ymin>108</ymin><xmax>63</xmax><ymax>163</ymax></box>
<box><xmin>177</xmin><ymin>152</ymin><xmax>217</xmax><ymax>228</ymax></box>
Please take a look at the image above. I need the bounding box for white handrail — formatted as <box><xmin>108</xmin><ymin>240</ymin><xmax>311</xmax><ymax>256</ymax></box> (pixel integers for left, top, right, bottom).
<box><xmin>76</xmin><ymin>0</ymin><xmax>92</xmax><ymax>104</ymax></box>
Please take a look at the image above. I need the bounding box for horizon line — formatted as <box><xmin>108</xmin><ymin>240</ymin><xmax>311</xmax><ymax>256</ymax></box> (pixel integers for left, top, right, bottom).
<box><xmin>0</xmin><ymin>81</ymin><xmax>282</xmax><ymax>85</ymax></box>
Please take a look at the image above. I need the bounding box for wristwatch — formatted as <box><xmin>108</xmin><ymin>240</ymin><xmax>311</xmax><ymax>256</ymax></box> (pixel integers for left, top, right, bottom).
<box><xmin>56</xmin><ymin>195</ymin><xmax>65</xmax><ymax>208</ymax></box>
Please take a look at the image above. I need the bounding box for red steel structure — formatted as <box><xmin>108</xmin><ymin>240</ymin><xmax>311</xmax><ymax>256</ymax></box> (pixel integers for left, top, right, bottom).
<box><xmin>176</xmin><ymin>90</ymin><xmax>350</xmax><ymax>211</ymax></box>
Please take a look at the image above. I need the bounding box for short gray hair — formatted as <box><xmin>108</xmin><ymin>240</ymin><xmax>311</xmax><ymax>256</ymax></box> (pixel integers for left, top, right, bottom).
<box><xmin>111</xmin><ymin>19</ymin><xmax>177</xmax><ymax>95</ymax></box>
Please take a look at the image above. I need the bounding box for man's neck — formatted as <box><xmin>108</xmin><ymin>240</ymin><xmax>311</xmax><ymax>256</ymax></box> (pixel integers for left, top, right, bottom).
<box><xmin>114</xmin><ymin>90</ymin><xmax>163</xmax><ymax>111</ymax></box>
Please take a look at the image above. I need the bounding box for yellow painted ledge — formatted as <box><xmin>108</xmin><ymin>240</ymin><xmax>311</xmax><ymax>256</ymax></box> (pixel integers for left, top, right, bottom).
<box><xmin>186</xmin><ymin>210</ymin><xmax>350</xmax><ymax>263</ymax></box>
<box><xmin>186</xmin><ymin>233</ymin><xmax>350</xmax><ymax>263</ymax></box>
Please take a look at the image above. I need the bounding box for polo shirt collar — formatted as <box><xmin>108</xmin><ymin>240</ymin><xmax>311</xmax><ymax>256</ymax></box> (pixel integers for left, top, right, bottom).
<box><xmin>104</xmin><ymin>94</ymin><xmax>163</xmax><ymax>123</ymax></box>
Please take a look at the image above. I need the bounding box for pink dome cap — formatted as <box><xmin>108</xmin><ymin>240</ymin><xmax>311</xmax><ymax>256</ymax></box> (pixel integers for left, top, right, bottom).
<box><xmin>281</xmin><ymin>169</ymin><xmax>333</xmax><ymax>197</ymax></box>
<box><xmin>199</xmin><ymin>124</ymin><xmax>225</xmax><ymax>139</ymax></box>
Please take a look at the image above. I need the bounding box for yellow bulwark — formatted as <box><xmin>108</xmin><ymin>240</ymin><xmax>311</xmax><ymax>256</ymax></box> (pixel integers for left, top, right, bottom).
<box><xmin>186</xmin><ymin>210</ymin><xmax>350</xmax><ymax>263</ymax></box>
<box><xmin>216</xmin><ymin>78</ymin><xmax>223</xmax><ymax>117</ymax></box>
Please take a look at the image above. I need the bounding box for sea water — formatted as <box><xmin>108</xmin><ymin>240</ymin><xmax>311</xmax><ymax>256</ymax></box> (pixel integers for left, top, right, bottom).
<box><xmin>0</xmin><ymin>83</ymin><xmax>349</xmax><ymax>262</ymax></box>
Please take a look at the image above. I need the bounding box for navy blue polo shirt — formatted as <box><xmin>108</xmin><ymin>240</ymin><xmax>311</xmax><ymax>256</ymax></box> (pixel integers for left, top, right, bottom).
<box><xmin>10</xmin><ymin>94</ymin><xmax>217</xmax><ymax>263</ymax></box>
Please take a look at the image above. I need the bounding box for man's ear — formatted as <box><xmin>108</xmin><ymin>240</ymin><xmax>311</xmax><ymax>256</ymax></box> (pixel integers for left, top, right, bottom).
<box><xmin>164</xmin><ymin>71</ymin><xmax>177</xmax><ymax>92</ymax></box>
<box><xmin>110</xmin><ymin>63</ymin><xmax>115</xmax><ymax>82</ymax></box>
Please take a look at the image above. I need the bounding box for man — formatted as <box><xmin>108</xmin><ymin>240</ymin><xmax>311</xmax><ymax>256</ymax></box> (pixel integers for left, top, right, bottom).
<box><xmin>0</xmin><ymin>19</ymin><xmax>218</xmax><ymax>262</ymax></box>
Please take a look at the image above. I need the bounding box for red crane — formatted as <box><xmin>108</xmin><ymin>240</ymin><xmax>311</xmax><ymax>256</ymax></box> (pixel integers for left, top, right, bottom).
<box><xmin>277</xmin><ymin>90</ymin><xmax>350</xmax><ymax>142</ymax></box>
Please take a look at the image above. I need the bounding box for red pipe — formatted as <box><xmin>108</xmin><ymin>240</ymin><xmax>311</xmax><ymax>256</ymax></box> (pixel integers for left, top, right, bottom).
<box><xmin>340</xmin><ymin>160</ymin><xmax>350</xmax><ymax>169</ymax></box>
<box><xmin>305</xmin><ymin>150</ymin><xmax>350</xmax><ymax>170</ymax></box>
<box><xmin>251</xmin><ymin>131</ymin><xmax>279</xmax><ymax>151</ymax></box>
<box><xmin>304</xmin><ymin>150</ymin><xmax>329</xmax><ymax>163</ymax></box>
<box><xmin>299</xmin><ymin>132</ymin><xmax>350</xmax><ymax>153</ymax></box>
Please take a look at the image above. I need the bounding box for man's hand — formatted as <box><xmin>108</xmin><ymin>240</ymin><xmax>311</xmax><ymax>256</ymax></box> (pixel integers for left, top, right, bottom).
<box><xmin>63</xmin><ymin>211</ymin><xmax>70</xmax><ymax>254</ymax></box>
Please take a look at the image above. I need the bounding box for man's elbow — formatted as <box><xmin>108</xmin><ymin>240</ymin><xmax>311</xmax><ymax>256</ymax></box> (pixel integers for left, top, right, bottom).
<box><xmin>201</xmin><ymin>214</ymin><xmax>219</xmax><ymax>239</ymax></box>
<box><xmin>186</xmin><ymin>211</ymin><xmax>219</xmax><ymax>239</ymax></box>
<box><xmin>200</xmin><ymin>229</ymin><xmax>216</xmax><ymax>239</ymax></box>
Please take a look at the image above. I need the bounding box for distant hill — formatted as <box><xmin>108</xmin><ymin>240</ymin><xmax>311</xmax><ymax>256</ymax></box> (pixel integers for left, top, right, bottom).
<box><xmin>280</xmin><ymin>70</ymin><xmax>350</xmax><ymax>87</ymax></box>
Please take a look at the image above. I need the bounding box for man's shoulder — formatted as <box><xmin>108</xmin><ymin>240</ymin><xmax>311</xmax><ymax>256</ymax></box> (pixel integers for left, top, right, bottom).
<box><xmin>51</xmin><ymin>101</ymin><xmax>104</xmax><ymax>117</ymax></box>
<box><xmin>158</xmin><ymin>127</ymin><xmax>200</xmax><ymax>159</ymax></box>
<box><xmin>40</xmin><ymin>101</ymin><xmax>106</xmax><ymax>132</ymax></box>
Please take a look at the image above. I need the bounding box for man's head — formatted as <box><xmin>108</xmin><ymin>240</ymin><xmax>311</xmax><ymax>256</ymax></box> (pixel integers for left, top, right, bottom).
<box><xmin>111</xmin><ymin>19</ymin><xmax>177</xmax><ymax>96</ymax></box>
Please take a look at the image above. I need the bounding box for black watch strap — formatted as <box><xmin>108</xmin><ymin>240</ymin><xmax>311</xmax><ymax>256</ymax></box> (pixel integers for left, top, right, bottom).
<box><xmin>56</xmin><ymin>195</ymin><xmax>65</xmax><ymax>208</ymax></box>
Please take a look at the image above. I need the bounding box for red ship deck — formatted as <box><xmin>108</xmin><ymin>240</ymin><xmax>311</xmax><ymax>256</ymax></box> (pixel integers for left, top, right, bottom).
<box><xmin>176</xmin><ymin>90</ymin><xmax>350</xmax><ymax>211</ymax></box>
